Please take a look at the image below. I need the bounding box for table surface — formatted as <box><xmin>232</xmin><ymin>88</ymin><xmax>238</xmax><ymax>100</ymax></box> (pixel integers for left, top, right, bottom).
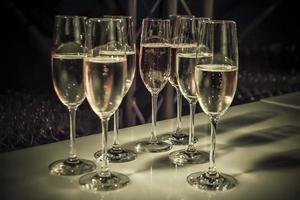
<box><xmin>1</xmin><ymin>94</ymin><xmax>300</xmax><ymax>200</ymax></box>
<box><xmin>261</xmin><ymin>91</ymin><xmax>300</xmax><ymax>110</ymax></box>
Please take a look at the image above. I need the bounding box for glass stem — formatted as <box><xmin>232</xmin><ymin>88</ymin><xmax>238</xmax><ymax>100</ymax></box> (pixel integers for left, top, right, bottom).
<box><xmin>112</xmin><ymin>109</ymin><xmax>120</xmax><ymax>148</ymax></box>
<box><xmin>208</xmin><ymin>117</ymin><xmax>218</xmax><ymax>174</ymax></box>
<box><xmin>99</xmin><ymin>117</ymin><xmax>111</xmax><ymax>177</ymax></box>
<box><xmin>187</xmin><ymin>102</ymin><xmax>196</xmax><ymax>151</ymax></box>
<box><xmin>175</xmin><ymin>88</ymin><xmax>182</xmax><ymax>134</ymax></box>
<box><xmin>68</xmin><ymin>107</ymin><xmax>78</xmax><ymax>162</ymax></box>
<box><xmin>150</xmin><ymin>93</ymin><xmax>158</xmax><ymax>143</ymax></box>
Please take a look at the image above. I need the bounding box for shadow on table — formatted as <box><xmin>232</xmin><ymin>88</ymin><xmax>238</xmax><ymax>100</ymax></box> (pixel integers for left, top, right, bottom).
<box><xmin>228</xmin><ymin>125</ymin><xmax>299</xmax><ymax>147</ymax></box>
<box><xmin>253</xmin><ymin>148</ymin><xmax>300</xmax><ymax>170</ymax></box>
<box><xmin>120</xmin><ymin>129</ymin><xmax>237</xmax><ymax>173</ymax></box>
<box><xmin>132</xmin><ymin>143</ymin><xmax>234</xmax><ymax>174</ymax></box>
<box><xmin>136</xmin><ymin>153</ymin><xmax>199</xmax><ymax>172</ymax></box>
<box><xmin>121</xmin><ymin>110</ymin><xmax>277</xmax><ymax>151</ymax></box>
<box><xmin>195</xmin><ymin>110</ymin><xmax>277</xmax><ymax>135</ymax></box>
<box><xmin>236</xmin><ymin>148</ymin><xmax>300</xmax><ymax>177</ymax></box>
<box><xmin>149</xmin><ymin>144</ymin><xmax>236</xmax><ymax>173</ymax></box>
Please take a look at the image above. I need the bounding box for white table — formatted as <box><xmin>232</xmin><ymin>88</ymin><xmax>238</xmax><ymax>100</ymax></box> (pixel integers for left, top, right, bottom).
<box><xmin>1</xmin><ymin>97</ymin><xmax>300</xmax><ymax>200</ymax></box>
<box><xmin>261</xmin><ymin>91</ymin><xmax>300</xmax><ymax>110</ymax></box>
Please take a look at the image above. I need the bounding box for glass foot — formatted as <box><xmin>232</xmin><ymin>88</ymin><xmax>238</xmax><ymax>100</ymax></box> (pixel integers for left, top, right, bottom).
<box><xmin>169</xmin><ymin>149</ymin><xmax>209</xmax><ymax>165</ymax></box>
<box><xmin>135</xmin><ymin>140</ymin><xmax>172</xmax><ymax>153</ymax></box>
<box><xmin>162</xmin><ymin>132</ymin><xmax>198</xmax><ymax>145</ymax></box>
<box><xmin>49</xmin><ymin>158</ymin><xmax>96</xmax><ymax>176</ymax></box>
<box><xmin>187</xmin><ymin>171</ymin><xmax>237</xmax><ymax>191</ymax></box>
<box><xmin>79</xmin><ymin>171</ymin><xmax>129</xmax><ymax>191</ymax></box>
<box><xmin>94</xmin><ymin>147</ymin><xmax>137</xmax><ymax>163</ymax></box>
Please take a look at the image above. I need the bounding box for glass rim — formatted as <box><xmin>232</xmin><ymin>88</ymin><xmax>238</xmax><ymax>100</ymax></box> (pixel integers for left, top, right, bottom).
<box><xmin>87</xmin><ymin>18</ymin><xmax>123</xmax><ymax>22</ymax></box>
<box><xmin>55</xmin><ymin>15</ymin><xmax>87</xmax><ymax>19</ymax></box>
<box><xmin>178</xmin><ymin>16</ymin><xmax>210</xmax><ymax>21</ymax></box>
<box><xmin>178</xmin><ymin>16</ymin><xmax>194</xmax><ymax>20</ymax></box>
<box><xmin>202</xmin><ymin>19</ymin><xmax>236</xmax><ymax>24</ymax></box>
<box><xmin>143</xmin><ymin>18</ymin><xmax>170</xmax><ymax>22</ymax></box>
<box><xmin>194</xmin><ymin>17</ymin><xmax>210</xmax><ymax>20</ymax></box>
<box><xmin>103</xmin><ymin>15</ymin><xmax>132</xmax><ymax>19</ymax></box>
<box><xmin>169</xmin><ymin>14</ymin><xmax>193</xmax><ymax>18</ymax></box>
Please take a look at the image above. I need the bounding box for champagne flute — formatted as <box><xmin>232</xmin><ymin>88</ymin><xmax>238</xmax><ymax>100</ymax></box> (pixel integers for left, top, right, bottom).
<box><xmin>94</xmin><ymin>16</ymin><xmax>137</xmax><ymax>163</ymax></box>
<box><xmin>166</xmin><ymin>15</ymin><xmax>190</xmax><ymax>145</ymax></box>
<box><xmin>169</xmin><ymin>17</ymin><xmax>209</xmax><ymax>165</ymax></box>
<box><xmin>49</xmin><ymin>15</ymin><xmax>96</xmax><ymax>176</ymax></box>
<box><xmin>166</xmin><ymin>15</ymin><xmax>210</xmax><ymax>145</ymax></box>
<box><xmin>187</xmin><ymin>20</ymin><xmax>238</xmax><ymax>191</ymax></box>
<box><xmin>135</xmin><ymin>18</ymin><xmax>172</xmax><ymax>153</ymax></box>
<box><xmin>79</xmin><ymin>18</ymin><xmax>129</xmax><ymax>191</ymax></box>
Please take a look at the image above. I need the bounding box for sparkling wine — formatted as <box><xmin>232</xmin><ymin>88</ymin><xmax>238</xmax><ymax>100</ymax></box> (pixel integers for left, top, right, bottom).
<box><xmin>139</xmin><ymin>43</ymin><xmax>171</xmax><ymax>94</ymax></box>
<box><xmin>176</xmin><ymin>52</ymin><xmax>211</xmax><ymax>102</ymax></box>
<box><xmin>169</xmin><ymin>44</ymin><xmax>197</xmax><ymax>88</ymax></box>
<box><xmin>124</xmin><ymin>51</ymin><xmax>136</xmax><ymax>94</ymax></box>
<box><xmin>169</xmin><ymin>46</ymin><xmax>179</xmax><ymax>87</ymax></box>
<box><xmin>84</xmin><ymin>56</ymin><xmax>127</xmax><ymax>118</ymax></box>
<box><xmin>52</xmin><ymin>53</ymin><xmax>85</xmax><ymax>108</ymax></box>
<box><xmin>194</xmin><ymin>64</ymin><xmax>238</xmax><ymax>117</ymax></box>
<box><xmin>100</xmin><ymin>51</ymin><xmax>136</xmax><ymax>95</ymax></box>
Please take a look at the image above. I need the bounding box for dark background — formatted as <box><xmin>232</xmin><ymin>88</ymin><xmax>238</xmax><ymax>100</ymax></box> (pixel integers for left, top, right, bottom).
<box><xmin>0</xmin><ymin>0</ymin><xmax>299</xmax><ymax>152</ymax></box>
